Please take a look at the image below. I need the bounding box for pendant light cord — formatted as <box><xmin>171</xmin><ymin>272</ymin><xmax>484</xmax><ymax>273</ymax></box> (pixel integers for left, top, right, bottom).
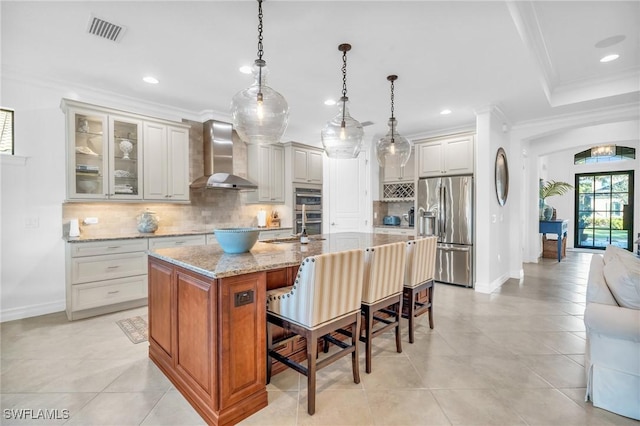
<box><xmin>390</xmin><ymin>77</ymin><xmax>395</xmax><ymax>143</ymax></box>
<box><xmin>256</xmin><ymin>0</ymin><xmax>264</xmax><ymax>102</ymax></box>
<box><xmin>341</xmin><ymin>48</ymin><xmax>348</xmax><ymax>127</ymax></box>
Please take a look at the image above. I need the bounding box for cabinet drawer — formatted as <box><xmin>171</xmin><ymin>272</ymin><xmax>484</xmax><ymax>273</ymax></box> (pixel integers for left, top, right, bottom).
<box><xmin>71</xmin><ymin>275</ymin><xmax>148</xmax><ymax>311</ymax></box>
<box><xmin>71</xmin><ymin>252</ymin><xmax>148</xmax><ymax>284</ymax></box>
<box><xmin>148</xmin><ymin>235</ymin><xmax>206</xmax><ymax>250</ymax></box>
<box><xmin>69</xmin><ymin>239</ymin><xmax>148</xmax><ymax>257</ymax></box>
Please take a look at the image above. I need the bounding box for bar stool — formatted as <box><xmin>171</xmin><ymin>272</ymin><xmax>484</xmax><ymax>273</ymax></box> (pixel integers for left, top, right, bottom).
<box><xmin>359</xmin><ymin>242</ymin><xmax>407</xmax><ymax>373</ymax></box>
<box><xmin>266</xmin><ymin>249</ymin><xmax>364</xmax><ymax>415</ymax></box>
<box><xmin>403</xmin><ymin>236</ymin><xmax>438</xmax><ymax>343</ymax></box>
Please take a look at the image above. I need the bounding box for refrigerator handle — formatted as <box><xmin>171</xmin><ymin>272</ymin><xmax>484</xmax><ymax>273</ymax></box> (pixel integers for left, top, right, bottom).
<box><xmin>441</xmin><ymin>185</ymin><xmax>447</xmax><ymax>239</ymax></box>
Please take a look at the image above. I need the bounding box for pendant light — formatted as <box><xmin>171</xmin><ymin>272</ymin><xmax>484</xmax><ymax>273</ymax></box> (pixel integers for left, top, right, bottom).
<box><xmin>231</xmin><ymin>0</ymin><xmax>288</xmax><ymax>145</ymax></box>
<box><xmin>375</xmin><ymin>75</ymin><xmax>412</xmax><ymax>168</ymax></box>
<box><xmin>321</xmin><ymin>43</ymin><xmax>364</xmax><ymax>159</ymax></box>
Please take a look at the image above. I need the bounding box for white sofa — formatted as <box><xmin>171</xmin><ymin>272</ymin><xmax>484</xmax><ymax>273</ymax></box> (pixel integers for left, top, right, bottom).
<box><xmin>584</xmin><ymin>246</ymin><xmax>640</xmax><ymax>420</ymax></box>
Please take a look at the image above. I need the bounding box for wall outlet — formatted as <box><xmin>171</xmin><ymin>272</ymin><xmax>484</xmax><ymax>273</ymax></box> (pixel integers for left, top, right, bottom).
<box><xmin>25</xmin><ymin>216</ymin><xmax>39</xmax><ymax>228</ymax></box>
<box><xmin>84</xmin><ymin>217</ymin><xmax>99</xmax><ymax>225</ymax></box>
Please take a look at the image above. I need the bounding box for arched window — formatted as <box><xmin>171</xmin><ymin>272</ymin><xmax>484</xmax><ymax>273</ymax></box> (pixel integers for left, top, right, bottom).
<box><xmin>574</xmin><ymin>145</ymin><xmax>635</xmax><ymax>164</ymax></box>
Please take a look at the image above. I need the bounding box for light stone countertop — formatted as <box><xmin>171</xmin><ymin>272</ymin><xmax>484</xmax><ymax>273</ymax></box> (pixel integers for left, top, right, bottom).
<box><xmin>149</xmin><ymin>232</ymin><xmax>413</xmax><ymax>279</ymax></box>
<box><xmin>64</xmin><ymin>227</ymin><xmax>293</xmax><ymax>243</ymax></box>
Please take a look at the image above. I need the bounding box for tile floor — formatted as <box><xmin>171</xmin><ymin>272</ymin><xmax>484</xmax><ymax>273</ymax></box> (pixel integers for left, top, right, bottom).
<box><xmin>2</xmin><ymin>251</ymin><xmax>638</xmax><ymax>425</ymax></box>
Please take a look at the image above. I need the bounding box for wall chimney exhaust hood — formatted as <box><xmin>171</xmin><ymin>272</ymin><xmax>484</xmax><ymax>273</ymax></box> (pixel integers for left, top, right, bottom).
<box><xmin>190</xmin><ymin>120</ymin><xmax>258</xmax><ymax>190</ymax></box>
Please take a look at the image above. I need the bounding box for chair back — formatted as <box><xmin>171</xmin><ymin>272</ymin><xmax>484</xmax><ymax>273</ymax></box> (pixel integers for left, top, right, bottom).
<box><xmin>361</xmin><ymin>242</ymin><xmax>406</xmax><ymax>304</ymax></box>
<box><xmin>276</xmin><ymin>249</ymin><xmax>364</xmax><ymax>328</ymax></box>
<box><xmin>404</xmin><ymin>236</ymin><xmax>437</xmax><ymax>288</ymax></box>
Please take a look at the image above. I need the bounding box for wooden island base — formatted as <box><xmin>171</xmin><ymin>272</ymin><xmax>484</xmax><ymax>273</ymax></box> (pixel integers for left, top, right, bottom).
<box><xmin>148</xmin><ymin>258</ymin><xmax>267</xmax><ymax>426</ymax></box>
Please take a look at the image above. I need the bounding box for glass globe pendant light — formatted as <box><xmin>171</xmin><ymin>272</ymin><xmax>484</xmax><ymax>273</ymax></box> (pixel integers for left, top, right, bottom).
<box><xmin>321</xmin><ymin>43</ymin><xmax>364</xmax><ymax>159</ymax></box>
<box><xmin>231</xmin><ymin>0</ymin><xmax>288</xmax><ymax>145</ymax></box>
<box><xmin>376</xmin><ymin>75</ymin><xmax>412</xmax><ymax>168</ymax></box>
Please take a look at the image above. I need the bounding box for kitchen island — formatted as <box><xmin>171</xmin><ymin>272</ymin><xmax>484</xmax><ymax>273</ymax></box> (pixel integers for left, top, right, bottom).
<box><xmin>147</xmin><ymin>232</ymin><xmax>413</xmax><ymax>425</ymax></box>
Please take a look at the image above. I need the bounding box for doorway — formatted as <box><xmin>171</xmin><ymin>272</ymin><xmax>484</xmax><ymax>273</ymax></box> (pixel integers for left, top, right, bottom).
<box><xmin>575</xmin><ymin>170</ymin><xmax>634</xmax><ymax>250</ymax></box>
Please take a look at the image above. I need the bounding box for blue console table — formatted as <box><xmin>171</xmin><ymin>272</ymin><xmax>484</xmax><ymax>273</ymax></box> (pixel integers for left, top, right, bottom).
<box><xmin>539</xmin><ymin>220</ymin><xmax>569</xmax><ymax>262</ymax></box>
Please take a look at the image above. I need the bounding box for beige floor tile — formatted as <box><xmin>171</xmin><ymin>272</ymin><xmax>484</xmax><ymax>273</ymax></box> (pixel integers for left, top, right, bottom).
<box><xmin>437</xmin><ymin>331</ymin><xmax>515</xmax><ymax>356</ymax></box>
<box><xmin>558</xmin><ymin>388</ymin><xmax>640</xmax><ymax>425</ymax></box>
<box><xmin>484</xmin><ymin>330</ymin><xmax>560</xmax><ymax>355</ymax></box>
<box><xmin>432</xmin><ymin>389</ymin><xmax>526</xmax><ymax>425</ymax></box>
<box><xmin>359</xmin><ymin>356</ymin><xmax>423</xmax><ymax>390</ymax></box>
<box><xmin>65</xmin><ymin>391</ymin><xmax>164</xmax><ymax>425</ymax></box>
<box><xmin>297</xmin><ymin>389</ymin><xmax>373</xmax><ymax>426</ymax></box>
<box><xmin>238</xmin><ymin>390</ymin><xmax>299</xmax><ymax>425</ymax></box>
<box><xmin>366</xmin><ymin>389</ymin><xmax>451</xmax><ymax>425</ymax></box>
<box><xmin>410</xmin><ymin>355</ymin><xmax>489</xmax><ymax>389</ymax></box>
<box><xmin>530</xmin><ymin>331</ymin><xmax>586</xmax><ymax>355</ymax></box>
<box><xmin>267</xmin><ymin>367</ymin><xmax>300</xmax><ymax>392</ymax></box>
<box><xmin>520</xmin><ymin>354</ymin><xmax>587</xmax><ymax>388</ymax></box>
<box><xmin>469</xmin><ymin>354</ymin><xmax>552</xmax><ymax>389</ymax></box>
<box><xmin>493</xmin><ymin>388</ymin><xmax>601</xmax><ymax>425</ymax></box>
<box><xmin>139</xmin><ymin>391</ymin><xmax>207</xmax><ymax>426</ymax></box>
<box><xmin>103</xmin><ymin>358</ymin><xmax>172</xmax><ymax>392</ymax></box>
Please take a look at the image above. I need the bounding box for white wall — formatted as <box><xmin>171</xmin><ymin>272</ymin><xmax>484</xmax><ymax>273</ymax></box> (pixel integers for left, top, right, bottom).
<box><xmin>475</xmin><ymin>106</ymin><xmax>515</xmax><ymax>293</ymax></box>
<box><xmin>517</xmin><ymin>112</ymin><xmax>640</xmax><ymax>262</ymax></box>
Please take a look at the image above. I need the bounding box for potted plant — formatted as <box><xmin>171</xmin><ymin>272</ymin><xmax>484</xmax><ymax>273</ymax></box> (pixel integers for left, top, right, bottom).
<box><xmin>539</xmin><ymin>180</ymin><xmax>574</xmax><ymax>220</ymax></box>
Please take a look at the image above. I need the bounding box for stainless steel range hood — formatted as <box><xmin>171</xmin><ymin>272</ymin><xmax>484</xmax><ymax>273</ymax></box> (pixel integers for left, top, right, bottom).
<box><xmin>190</xmin><ymin>120</ymin><xmax>257</xmax><ymax>190</ymax></box>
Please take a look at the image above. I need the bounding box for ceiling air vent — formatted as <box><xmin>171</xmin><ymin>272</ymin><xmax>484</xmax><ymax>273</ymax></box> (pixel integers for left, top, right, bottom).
<box><xmin>86</xmin><ymin>15</ymin><xmax>126</xmax><ymax>43</ymax></box>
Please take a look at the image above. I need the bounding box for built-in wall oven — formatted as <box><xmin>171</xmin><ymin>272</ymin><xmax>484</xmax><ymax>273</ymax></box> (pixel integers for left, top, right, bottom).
<box><xmin>294</xmin><ymin>185</ymin><xmax>322</xmax><ymax>235</ymax></box>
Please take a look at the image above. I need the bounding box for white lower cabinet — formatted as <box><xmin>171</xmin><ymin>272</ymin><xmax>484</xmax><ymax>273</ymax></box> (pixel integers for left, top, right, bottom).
<box><xmin>148</xmin><ymin>235</ymin><xmax>206</xmax><ymax>250</ymax></box>
<box><xmin>374</xmin><ymin>227</ymin><xmax>415</xmax><ymax>236</ymax></box>
<box><xmin>66</xmin><ymin>239</ymin><xmax>148</xmax><ymax>320</ymax></box>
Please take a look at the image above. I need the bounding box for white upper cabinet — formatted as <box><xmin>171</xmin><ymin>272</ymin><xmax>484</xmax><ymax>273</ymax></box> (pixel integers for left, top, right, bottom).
<box><xmin>417</xmin><ymin>133</ymin><xmax>474</xmax><ymax>177</ymax></box>
<box><xmin>64</xmin><ymin>102</ymin><xmax>143</xmax><ymax>200</ymax></box>
<box><xmin>291</xmin><ymin>144</ymin><xmax>323</xmax><ymax>184</ymax></box>
<box><xmin>62</xmin><ymin>99</ymin><xmax>189</xmax><ymax>202</ymax></box>
<box><xmin>247</xmin><ymin>144</ymin><xmax>285</xmax><ymax>203</ymax></box>
<box><xmin>382</xmin><ymin>148</ymin><xmax>415</xmax><ymax>183</ymax></box>
<box><xmin>143</xmin><ymin>122</ymin><xmax>189</xmax><ymax>201</ymax></box>
<box><xmin>142</xmin><ymin>124</ymin><xmax>190</xmax><ymax>201</ymax></box>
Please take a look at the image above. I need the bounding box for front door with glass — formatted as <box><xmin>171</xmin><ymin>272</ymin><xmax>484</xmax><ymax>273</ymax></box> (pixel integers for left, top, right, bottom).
<box><xmin>575</xmin><ymin>171</ymin><xmax>634</xmax><ymax>249</ymax></box>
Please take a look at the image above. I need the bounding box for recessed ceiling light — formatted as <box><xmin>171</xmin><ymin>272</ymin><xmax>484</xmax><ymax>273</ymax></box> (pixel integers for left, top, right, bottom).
<box><xmin>440</xmin><ymin>109</ymin><xmax>452</xmax><ymax>115</ymax></box>
<box><xmin>600</xmin><ymin>54</ymin><xmax>619</xmax><ymax>63</ymax></box>
<box><xmin>239</xmin><ymin>65</ymin><xmax>252</xmax><ymax>74</ymax></box>
<box><xmin>324</xmin><ymin>99</ymin><xmax>336</xmax><ymax>106</ymax></box>
<box><xmin>143</xmin><ymin>76</ymin><xmax>159</xmax><ymax>84</ymax></box>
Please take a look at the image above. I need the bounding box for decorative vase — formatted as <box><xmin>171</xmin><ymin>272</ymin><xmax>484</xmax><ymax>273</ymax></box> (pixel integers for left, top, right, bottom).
<box><xmin>119</xmin><ymin>139</ymin><xmax>133</xmax><ymax>160</ymax></box>
<box><xmin>542</xmin><ymin>204</ymin><xmax>554</xmax><ymax>221</ymax></box>
<box><xmin>137</xmin><ymin>210</ymin><xmax>159</xmax><ymax>233</ymax></box>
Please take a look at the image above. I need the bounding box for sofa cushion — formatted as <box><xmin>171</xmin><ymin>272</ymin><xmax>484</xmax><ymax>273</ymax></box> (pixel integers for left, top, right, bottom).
<box><xmin>586</xmin><ymin>255</ymin><xmax>618</xmax><ymax>306</ymax></box>
<box><xmin>604</xmin><ymin>245</ymin><xmax>640</xmax><ymax>268</ymax></box>
<box><xmin>603</xmin><ymin>257</ymin><xmax>640</xmax><ymax>310</ymax></box>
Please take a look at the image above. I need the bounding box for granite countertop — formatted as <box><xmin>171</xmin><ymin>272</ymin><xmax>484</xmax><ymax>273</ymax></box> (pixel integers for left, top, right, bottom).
<box><xmin>64</xmin><ymin>227</ymin><xmax>293</xmax><ymax>243</ymax></box>
<box><xmin>149</xmin><ymin>232</ymin><xmax>412</xmax><ymax>279</ymax></box>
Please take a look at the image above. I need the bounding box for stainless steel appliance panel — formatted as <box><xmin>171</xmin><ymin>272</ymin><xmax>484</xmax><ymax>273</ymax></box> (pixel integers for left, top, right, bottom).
<box><xmin>441</xmin><ymin>176</ymin><xmax>473</xmax><ymax>245</ymax></box>
<box><xmin>436</xmin><ymin>244</ymin><xmax>473</xmax><ymax>287</ymax></box>
<box><xmin>418</xmin><ymin>175</ymin><xmax>474</xmax><ymax>287</ymax></box>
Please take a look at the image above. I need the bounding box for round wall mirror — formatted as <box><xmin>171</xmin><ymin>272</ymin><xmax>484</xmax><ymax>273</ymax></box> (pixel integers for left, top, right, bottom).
<box><xmin>495</xmin><ymin>147</ymin><xmax>509</xmax><ymax>206</ymax></box>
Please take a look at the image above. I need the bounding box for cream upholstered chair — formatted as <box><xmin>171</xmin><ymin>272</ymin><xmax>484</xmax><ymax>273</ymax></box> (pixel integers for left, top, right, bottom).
<box><xmin>266</xmin><ymin>249</ymin><xmax>364</xmax><ymax>416</ymax></box>
<box><xmin>403</xmin><ymin>236</ymin><xmax>437</xmax><ymax>343</ymax></box>
<box><xmin>359</xmin><ymin>242</ymin><xmax>407</xmax><ymax>373</ymax></box>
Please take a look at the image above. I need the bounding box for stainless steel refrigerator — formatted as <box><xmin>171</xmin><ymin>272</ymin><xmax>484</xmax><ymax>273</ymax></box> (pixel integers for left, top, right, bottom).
<box><xmin>417</xmin><ymin>175</ymin><xmax>474</xmax><ymax>287</ymax></box>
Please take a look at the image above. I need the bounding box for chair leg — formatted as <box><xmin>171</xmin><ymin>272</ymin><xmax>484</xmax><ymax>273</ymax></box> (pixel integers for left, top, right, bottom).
<box><xmin>351</xmin><ymin>315</ymin><xmax>361</xmax><ymax>384</ymax></box>
<box><xmin>266</xmin><ymin>322</ymin><xmax>273</xmax><ymax>385</ymax></box>
<box><xmin>395</xmin><ymin>298</ymin><xmax>403</xmax><ymax>354</ymax></box>
<box><xmin>306</xmin><ymin>332</ymin><xmax>318</xmax><ymax>416</ymax></box>
<box><xmin>428</xmin><ymin>284</ymin><xmax>434</xmax><ymax>329</ymax></box>
<box><xmin>363</xmin><ymin>305</ymin><xmax>373</xmax><ymax>374</ymax></box>
<box><xmin>405</xmin><ymin>287</ymin><xmax>416</xmax><ymax>343</ymax></box>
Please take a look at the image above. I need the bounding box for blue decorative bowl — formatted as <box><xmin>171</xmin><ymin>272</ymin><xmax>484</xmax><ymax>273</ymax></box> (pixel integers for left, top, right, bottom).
<box><xmin>214</xmin><ymin>228</ymin><xmax>260</xmax><ymax>254</ymax></box>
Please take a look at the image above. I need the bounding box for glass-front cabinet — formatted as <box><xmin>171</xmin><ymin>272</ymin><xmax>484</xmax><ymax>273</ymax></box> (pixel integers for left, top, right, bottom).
<box><xmin>108</xmin><ymin>116</ymin><xmax>142</xmax><ymax>200</ymax></box>
<box><xmin>66</xmin><ymin>103</ymin><xmax>142</xmax><ymax>200</ymax></box>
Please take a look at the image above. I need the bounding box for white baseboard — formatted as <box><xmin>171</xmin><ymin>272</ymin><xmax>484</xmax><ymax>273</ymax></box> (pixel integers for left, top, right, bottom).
<box><xmin>474</xmin><ymin>273</ymin><xmax>510</xmax><ymax>294</ymax></box>
<box><xmin>0</xmin><ymin>300</ymin><xmax>65</xmax><ymax>323</ymax></box>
